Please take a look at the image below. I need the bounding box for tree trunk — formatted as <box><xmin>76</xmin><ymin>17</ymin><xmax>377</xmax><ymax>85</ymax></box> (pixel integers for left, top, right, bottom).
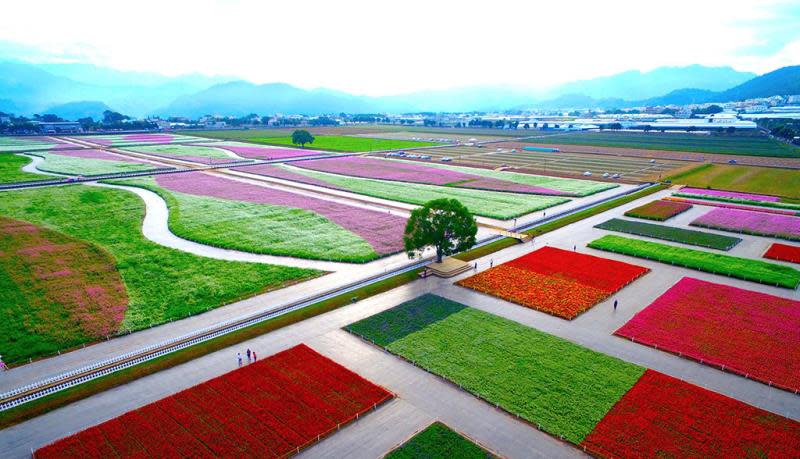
<box><xmin>436</xmin><ymin>246</ymin><xmax>443</xmax><ymax>263</ymax></box>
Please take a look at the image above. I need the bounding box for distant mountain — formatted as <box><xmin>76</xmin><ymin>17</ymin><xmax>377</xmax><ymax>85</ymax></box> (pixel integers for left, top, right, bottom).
<box><xmin>714</xmin><ymin>65</ymin><xmax>800</xmax><ymax>101</ymax></box>
<box><xmin>552</xmin><ymin>65</ymin><xmax>755</xmax><ymax>101</ymax></box>
<box><xmin>45</xmin><ymin>101</ymin><xmax>112</xmax><ymax>120</ymax></box>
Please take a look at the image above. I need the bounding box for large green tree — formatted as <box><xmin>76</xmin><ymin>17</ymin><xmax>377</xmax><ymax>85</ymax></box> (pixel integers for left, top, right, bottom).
<box><xmin>404</xmin><ymin>198</ymin><xmax>477</xmax><ymax>263</ymax></box>
<box><xmin>291</xmin><ymin>129</ymin><xmax>315</xmax><ymax>147</ymax></box>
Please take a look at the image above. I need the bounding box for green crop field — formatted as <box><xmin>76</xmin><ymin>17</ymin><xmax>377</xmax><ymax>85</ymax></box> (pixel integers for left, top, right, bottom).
<box><xmin>595</xmin><ymin>218</ymin><xmax>741</xmax><ymax>250</ymax></box>
<box><xmin>27</xmin><ymin>152</ymin><xmax>158</xmax><ymax>176</ymax></box>
<box><xmin>0</xmin><ymin>154</ymin><xmax>46</xmax><ymax>183</ymax></box>
<box><xmin>588</xmin><ymin>234</ymin><xmax>800</xmax><ymax>288</ymax></box>
<box><xmin>113</xmin><ymin>177</ymin><xmax>380</xmax><ymax>262</ymax></box>
<box><xmin>524</xmin><ymin>131</ymin><xmax>800</xmax><ymax>157</ymax></box>
<box><xmin>346</xmin><ymin>294</ymin><xmax>645</xmax><ymax>444</ymax></box>
<box><xmin>669</xmin><ymin>164</ymin><xmax>800</xmax><ymax>200</ymax></box>
<box><xmin>281</xmin><ymin>165</ymin><xmax>569</xmax><ymax>219</ymax></box>
<box><xmin>386</xmin><ymin>422</ymin><xmax>495</xmax><ymax>459</ymax></box>
<box><xmin>247</xmin><ymin>135</ymin><xmax>443</xmax><ymax>152</ymax></box>
<box><xmin>0</xmin><ymin>185</ymin><xmax>319</xmax><ymax>362</ymax></box>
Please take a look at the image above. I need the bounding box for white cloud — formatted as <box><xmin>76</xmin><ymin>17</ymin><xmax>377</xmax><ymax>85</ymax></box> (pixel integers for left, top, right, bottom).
<box><xmin>0</xmin><ymin>0</ymin><xmax>797</xmax><ymax>95</ymax></box>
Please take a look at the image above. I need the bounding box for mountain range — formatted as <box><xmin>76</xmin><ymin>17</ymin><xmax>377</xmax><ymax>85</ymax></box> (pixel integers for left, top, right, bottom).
<box><xmin>0</xmin><ymin>59</ymin><xmax>797</xmax><ymax>118</ymax></box>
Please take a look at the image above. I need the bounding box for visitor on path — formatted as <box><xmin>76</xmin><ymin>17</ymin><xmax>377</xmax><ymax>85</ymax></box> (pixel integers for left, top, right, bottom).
<box><xmin>252</xmin><ymin>351</ymin><xmax>257</xmax><ymax>362</ymax></box>
<box><xmin>490</xmin><ymin>259</ymin><xmax>494</xmax><ymax>268</ymax></box>
<box><xmin>237</xmin><ymin>352</ymin><xmax>242</xmax><ymax>367</ymax></box>
<box><xmin>573</xmin><ymin>245</ymin><xmax>576</xmax><ymax>251</ymax></box>
<box><xmin>246</xmin><ymin>348</ymin><xmax>251</xmax><ymax>362</ymax></box>
<box><xmin>613</xmin><ymin>299</ymin><xmax>618</xmax><ymax>311</ymax></box>
<box><xmin>0</xmin><ymin>355</ymin><xmax>6</xmax><ymax>372</ymax></box>
<box><xmin>474</xmin><ymin>262</ymin><xmax>477</xmax><ymax>271</ymax></box>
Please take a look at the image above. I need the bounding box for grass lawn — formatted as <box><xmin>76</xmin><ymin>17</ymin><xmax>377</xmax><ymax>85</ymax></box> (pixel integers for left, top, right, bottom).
<box><xmin>29</xmin><ymin>152</ymin><xmax>158</xmax><ymax>176</ymax></box>
<box><xmin>524</xmin><ymin>131</ymin><xmax>800</xmax><ymax>157</ymax></box>
<box><xmin>0</xmin><ymin>154</ymin><xmax>45</xmax><ymax>183</ymax></box>
<box><xmin>112</xmin><ymin>177</ymin><xmax>380</xmax><ymax>262</ymax></box>
<box><xmin>346</xmin><ymin>294</ymin><xmax>645</xmax><ymax>444</ymax></box>
<box><xmin>247</xmin><ymin>135</ymin><xmax>442</xmax><ymax>152</ymax></box>
<box><xmin>386</xmin><ymin>422</ymin><xmax>495</xmax><ymax>459</ymax></box>
<box><xmin>669</xmin><ymin>164</ymin><xmax>800</xmax><ymax>200</ymax></box>
<box><xmin>394</xmin><ymin>159</ymin><xmax>617</xmax><ymax>196</ymax></box>
<box><xmin>281</xmin><ymin>165</ymin><xmax>569</xmax><ymax>219</ymax></box>
<box><xmin>0</xmin><ymin>185</ymin><xmax>319</xmax><ymax>361</ymax></box>
<box><xmin>588</xmin><ymin>234</ymin><xmax>800</xmax><ymax>288</ymax></box>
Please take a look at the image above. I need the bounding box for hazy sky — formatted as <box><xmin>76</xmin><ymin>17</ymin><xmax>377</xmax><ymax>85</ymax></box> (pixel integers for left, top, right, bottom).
<box><xmin>1</xmin><ymin>0</ymin><xmax>798</xmax><ymax>95</ymax></box>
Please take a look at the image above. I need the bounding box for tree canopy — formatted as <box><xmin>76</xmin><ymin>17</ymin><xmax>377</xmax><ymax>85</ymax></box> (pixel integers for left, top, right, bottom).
<box><xmin>404</xmin><ymin>198</ymin><xmax>477</xmax><ymax>263</ymax></box>
<box><xmin>291</xmin><ymin>129</ymin><xmax>315</xmax><ymax>147</ymax></box>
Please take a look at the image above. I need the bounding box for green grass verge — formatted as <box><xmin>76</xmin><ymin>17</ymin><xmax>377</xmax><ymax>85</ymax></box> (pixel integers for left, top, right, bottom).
<box><xmin>27</xmin><ymin>152</ymin><xmax>157</xmax><ymax>176</ymax></box>
<box><xmin>248</xmin><ymin>135</ymin><xmax>442</xmax><ymax>152</ymax></box>
<box><xmin>0</xmin><ymin>185</ymin><xmax>320</xmax><ymax>363</ymax></box>
<box><xmin>110</xmin><ymin>177</ymin><xmax>380</xmax><ymax>262</ymax></box>
<box><xmin>386</xmin><ymin>422</ymin><xmax>495</xmax><ymax>459</ymax></box>
<box><xmin>673</xmin><ymin>193</ymin><xmax>800</xmax><ymax>212</ymax></box>
<box><xmin>392</xmin><ymin>159</ymin><xmax>617</xmax><ymax>196</ymax></box>
<box><xmin>668</xmin><ymin>163</ymin><xmax>800</xmax><ymax>199</ymax></box>
<box><xmin>524</xmin><ymin>131</ymin><xmax>800</xmax><ymax>157</ymax></box>
<box><xmin>346</xmin><ymin>294</ymin><xmax>645</xmax><ymax>444</ymax></box>
<box><xmin>595</xmin><ymin>218</ymin><xmax>741</xmax><ymax>250</ymax></box>
<box><xmin>0</xmin><ymin>154</ymin><xmax>46</xmax><ymax>183</ymax></box>
<box><xmin>455</xmin><ymin>184</ymin><xmax>667</xmax><ymax>261</ymax></box>
<box><xmin>0</xmin><ymin>268</ymin><xmax>420</xmax><ymax>430</ymax></box>
<box><xmin>588</xmin><ymin>234</ymin><xmax>800</xmax><ymax>288</ymax></box>
<box><xmin>281</xmin><ymin>165</ymin><xmax>569</xmax><ymax>220</ymax></box>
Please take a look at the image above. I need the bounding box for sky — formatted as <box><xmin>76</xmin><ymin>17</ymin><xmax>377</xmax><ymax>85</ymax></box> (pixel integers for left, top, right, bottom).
<box><xmin>0</xmin><ymin>0</ymin><xmax>798</xmax><ymax>96</ymax></box>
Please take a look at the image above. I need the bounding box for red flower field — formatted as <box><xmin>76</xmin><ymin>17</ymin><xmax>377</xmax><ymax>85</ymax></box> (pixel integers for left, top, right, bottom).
<box><xmin>615</xmin><ymin>277</ymin><xmax>800</xmax><ymax>392</ymax></box>
<box><xmin>35</xmin><ymin>344</ymin><xmax>393</xmax><ymax>458</ymax></box>
<box><xmin>457</xmin><ymin>247</ymin><xmax>649</xmax><ymax>319</ymax></box>
<box><xmin>624</xmin><ymin>199</ymin><xmax>692</xmax><ymax>221</ymax></box>
<box><xmin>581</xmin><ymin>370</ymin><xmax>800</xmax><ymax>458</ymax></box>
<box><xmin>764</xmin><ymin>243</ymin><xmax>800</xmax><ymax>264</ymax></box>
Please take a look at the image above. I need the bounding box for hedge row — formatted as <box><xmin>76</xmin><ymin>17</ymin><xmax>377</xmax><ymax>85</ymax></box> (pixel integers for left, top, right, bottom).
<box><xmin>594</xmin><ymin>218</ymin><xmax>741</xmax><ymax>251</ymax></box>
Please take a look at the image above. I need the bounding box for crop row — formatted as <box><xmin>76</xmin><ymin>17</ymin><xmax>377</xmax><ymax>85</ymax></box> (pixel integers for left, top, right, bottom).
<box><xmin>664</xmin><ymin>196</ymin><xmax>798</xmax><ymax>216</ymax></box>
<box><xmin>674</xmin><ymin>192</ymin><xmax>800</xmax><ymax>211</ymax></box>
<box><xmin>691</xmin><ymin>207</ymin><xmax>800</xmax><ymax>242</ymax></box>
<box><xmin>595</xmin><ymin>218</ymin><xmax>741</xmax><ymax>250</ymax></box>
<box><xmin>764</xmin><ymin>243</ymin><xmax>800</xmax><ymax>264</ymax></box>
<box><xmin>624</xmin><ymin>200</ymin><xmax>692</xmax><ymax>221</ymax></box>
<box><xmin>456</xmin><ymin>247</ymin><xmax>649</xmax><ymax>319</ymax></box>
<box><xmin>386</xmin><ymin>422</ymin><xmax>495</xmax><ymax>459</ymax></box>
<box><xmin>588</xmin><ymin>234</ymin><xmax>800</xmax><ymax>288</ymax></box>
<box><xmin>35</xmin><ymin>344</ymin><xmax>392</xmax><ymax>458</ymax></box>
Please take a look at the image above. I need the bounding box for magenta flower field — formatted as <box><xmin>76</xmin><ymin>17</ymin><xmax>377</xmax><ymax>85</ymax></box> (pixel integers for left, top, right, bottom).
<box><xmin>155</xmin><ymin>173</ymin><xmax>406</xmax><ymax>255</ymax></box>
<box><xmin>616</xmin><ymin>277</ymin><xmax>800</xmax><ymax>392</ymax></box>
<box><xmin>691</xmin><ymin>208</ymin><xmax>800</xmax><ymax>241</ymax></box>
<box><xmin>679</xmin><ymin>187</ymin><xmax>781</xmax><ymax>202</ymax></box>
<box><xmin>293</xmin><ymin>157</ymin><xmax>567</xmax><ymax>195</ymax></box>
<box><xmin>665</xmin><ymin>197</ymin><xmax>797</xmax><ymax>216</ymax></box>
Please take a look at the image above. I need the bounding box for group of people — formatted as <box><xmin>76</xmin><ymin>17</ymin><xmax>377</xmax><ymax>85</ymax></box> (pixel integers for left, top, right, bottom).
<box><xmin>237</xmin><ymin>348</ymin><xmax>257</xmax><ymax>367</ymax></box>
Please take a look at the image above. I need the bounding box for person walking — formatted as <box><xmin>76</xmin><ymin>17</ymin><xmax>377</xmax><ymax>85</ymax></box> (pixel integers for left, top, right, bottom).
<box><xmin>0</xmin><ymin>355</ymin><xmax>6</xmax><ymax>372</ymax></box>
<box><xmin>252</xmin><ymin>351</ymin><xmax>257</xmax><ymax>362</ymax></box>
<box><xmin>246</xmin><ymin>348</ymin><xmax>251</xmax><ymax>362</ymax></box>
<box><xmin>573</xmin><ymin>245</ymin><xmax>576</xmax><ymax>251</ymax></box>
<box><xmin>237</xmin><ymin>352</ymin><xmax>242</xmax><ymax>367</ymax></box>
<box><xmin>613</xmin><ymin>299</ymin><xmax>618</xmax><ymax>311</ymax></box>
<box><xmin>490</xmin><ymin>259</ymin><xmax>494</xmax><ymax>268</ymax></box>
<box><xmin>473</xmin><ymin>262</ymin><xmax>477</xmax><ymax>271</ymax></box>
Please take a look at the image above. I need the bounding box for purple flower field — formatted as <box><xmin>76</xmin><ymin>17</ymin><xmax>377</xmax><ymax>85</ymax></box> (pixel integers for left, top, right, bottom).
<box><xmin>293</xmin><ymin>157</ymin><xmax>567</xmax><ymax>195</ymax></box>
<box><xmin>208</xmin><ymin>143</ymin><xmax>327</xmax><ymax>160</ymax></box>
<box><xmin>122</xmin><ymin>134</ymin><xmax>177</xmax><ymax>144</ymax></box>
<box><xmin>233</xmin><ymin>164</ymin><xmax>348</xmax><ymax>191</ymax></box>
<box><xmin>691</xmin><ymin>208</ymin><xmax>800</xmax><ymax>241</ymax></box>
<box><xmin>680</xmin><ymin>187</ymin><xmax>781</xmax><ymax>202</ymax></box>
<box><xmin>155</xmin><ymin>173</ymin><xmax>406</xmax><ymax>254</ymax></box>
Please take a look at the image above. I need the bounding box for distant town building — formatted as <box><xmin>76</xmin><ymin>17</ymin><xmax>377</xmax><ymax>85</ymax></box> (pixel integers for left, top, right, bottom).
<box><xmin>33</xmin><ymin>121</ymin><xmax>83</xmax><ymax>134</ymax></box>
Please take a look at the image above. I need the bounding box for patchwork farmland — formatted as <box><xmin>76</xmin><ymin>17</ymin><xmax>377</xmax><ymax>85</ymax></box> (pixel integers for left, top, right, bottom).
<box><xmin>2</xmin><ymin>129</ymin><xmax>800</xmax><ymax>459</ymax></box>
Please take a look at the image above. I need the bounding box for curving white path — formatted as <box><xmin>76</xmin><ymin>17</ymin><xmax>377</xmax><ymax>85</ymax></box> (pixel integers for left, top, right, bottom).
<box><xmin>19</xmin><ymin>153</ymin><xmax>63</xmax><ymax>176</ymax></box>
<box><xmin>93</xmin><ymin>183</ymin><xmax>356</xmax><ymax>271</ymax></box>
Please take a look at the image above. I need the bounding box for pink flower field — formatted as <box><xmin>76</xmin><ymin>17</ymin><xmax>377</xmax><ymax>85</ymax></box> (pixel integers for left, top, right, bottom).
<box><xmin>679</xmin><ymin>187</ymin><xmax>781</xmax><ymax>202</ymax></box>
<box><xmin>691</xmin><ymin>208</ymin><xmax>800</xmax><ymax>241</ymax></box>
<box><xmin>665</xmin><ymin>197</ymin><xmax>798</xmax><ymax>216</ymax></box>
<box><xmin>207</xmin><ymin>143</ymin><xmax>329</xmax><ymax>160</ymax></box>
<box><xmin>615</xmin><ymin>277</ymin><xmax>800</xmax><ymax>392</ymax></box>
<box><xmin>292</xmin><ymin>157</ymin><xmax>568</xmax><ymax>195</ymax></box>
<box><xmin>155</xmin><ymin>173</ymin><xmax>406</xmax><ymax>255</ymax></box>
<box><xmin>50</xmin><ymin>149</ymin><xmax>154</xmax><ymax>165</ymax></box>
<box><xmin>233</xmin><ymin>164</ymin><xmax>348</xmax><ymax>191</ymax></box>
